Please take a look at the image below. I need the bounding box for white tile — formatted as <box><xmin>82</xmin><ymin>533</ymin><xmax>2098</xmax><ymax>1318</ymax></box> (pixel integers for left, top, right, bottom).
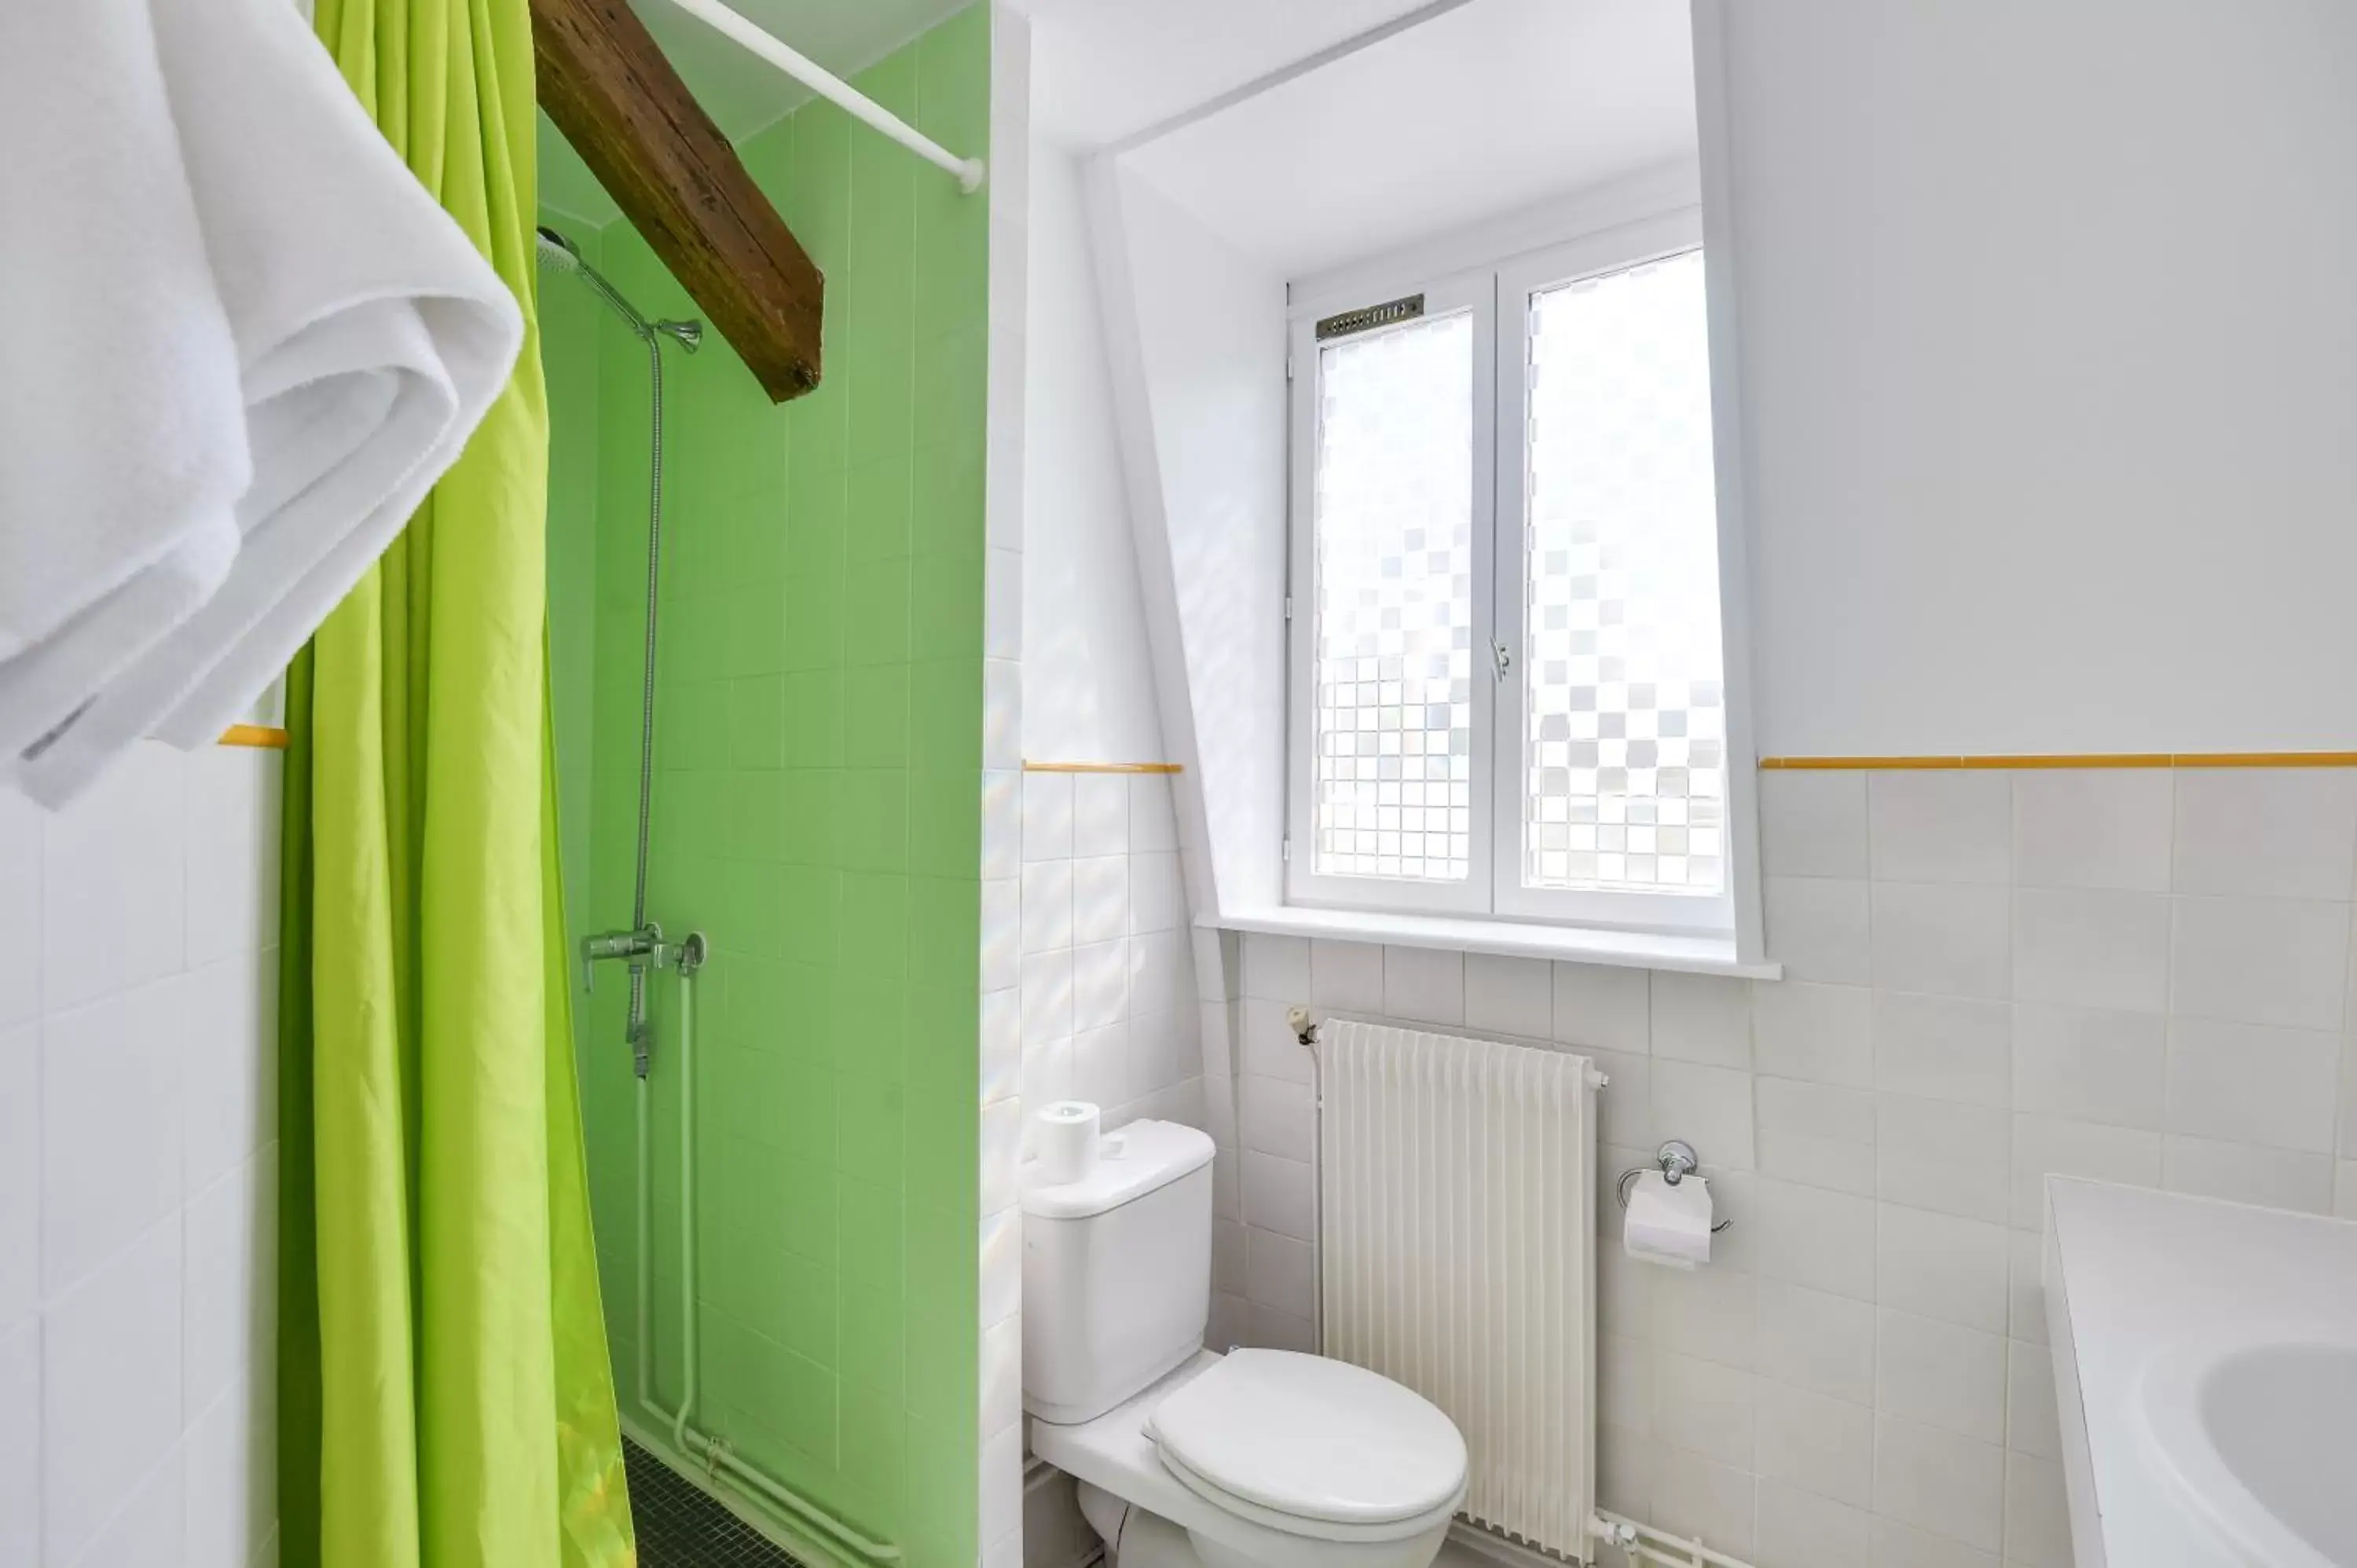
<box><xmin>2011</xmin><ymin>768</ymin><xmax>2174</xmax><ymax>893</ymax></box>
<box><xmin>1752</xmin><ymin>1378</ymin><xmax>1872</xmax><ymax>1508</ymax></box>
<box><xmin>1876</xmin><ymin>1095</ymin><xmax>2010</xmax><ymax>1224</ymax></box>
<box><xmin>2010</xmin><ymin>886</ymin><xmax>2172</xmax><ymax>1013</ymax></box>
<box><xmin>983</xmin><ymin>672</ymin><xmax>1021</xmax><ymax>774</ymax></box>
<box><xmin>984</xmin><ymin>545</ymin><xmax>1021</xmax><ymax>661</ymax></box>
<box><xmin>1760</xmin><ymin>769</ymin><xmax>1868</xmax><ymax>879</ymax></box>
<box><xmin>1208</xmin><ymin>1291</ymin><xmax>1249</xmax><ymax>1352</ymax></box>
<box><xmin>2009</xmin><ymin>1115</ymin><xmax>2161</xmax><ymax>1231</ymax></box>
<box><xmin>2165</xmin><ymin>1017</ymin><xmax>2341</xmax><ymax>1152</ymax></box>
<box><xmin>1131</xmin><ymin>1007</ymin><xmax>1195</xmax><ymax>1095</ymax></box>
<box><xmin>981</xmin><ymin>986</ymin><xmax>1021</xmax><ymax>1105</ymax></box>
<box><xmin>1650</xmin><ymin>973</ymin><xmax>1750</xmax><ymax>1068</ymax></box>
<box><xmin>981</xmin><ymin>1097</ymin><xmax>1023</xmax><ymax>1216</ymax></box>
<box><xmin>1308</xmin><ymin>940</ymin><xmax>1385</xmax><ymax>1014</ymax></box>
<box><xmin>981</xmin><ymin>1209</ymin><xmax>1020</xmax><ymax>1326</ymax></box>
<box><xmin>1238</xmin><ymin>933</ymin><xmax>1308</xmax><ymax>1002</ymax></box>
<box><xmin>2162</xmin><ymin>1134</ymin><xmax>2335</xmax><ymax>1214</ymax></box>
<box><xmin>1127</xmin><ymin>851</ymin><xmax>1184</xmax><ymax>935</ymax></box>
<box><xmin>1019</xmin><ymin>859</ymin><xmax>1073</xmax><ymax>955</ymax></box>
<box><xmin>1756</xmin><ymin>1078</ymin><xmax>1876</xmax><ymax>1196</ymax></box>
<box><xmin>41</xmin><ymin>976</ymin><xmax>187</xmax><ymax>1295</ymax></box>
<box><xmin>42</xmin><ymin>743</ymin><xmax>186</xmax><ymax>1011</ymax></box>
<box><xmin>1552</xmin><ymin>962</ymin><xmax>1651</xmax><ymax>1053</ymax></box>
<box><xmin>2011</xmin><ymin>1004</ymin><xmax>2165</xmax><ymax>1130</ymax></box>
<box><xmin>1238</xmin><ymin>1074</ymin><xmax>1312</xmax><ymax>1162</ymax></box>
<box><xmin>1754</xmin><ymin>1178</ymin><xmax>1875</xmax><ymax>1302</ymax></box>
<box><xmin>1872</xmin><ymin>991</ymin><xmax>2010</xmax><ymax>1107</ymax></box>
<box><xmin>981</xmin><ymin>768</ymin><xmax>1021</xmax><ymax>877</ymax></box>
<box><xmin>1871</xmin><ymin>883</ymin><xmax>2008</xmax><ymax>999</ymax></box>
<box><xmin>182</xmin><ymin>1161</ymin><xmax>266</xmax><ymax>1421</ymax></box>
<box><xmin>2003</xmin><ymin>1451</ymin><xmax>2072</xmax><ymax>1568</ymax></box>
<box><xmin>983</xmin><ymin>876</ymin><xmax>1021</xmax><ymax>994</ymax></box>
<box><xmin>1878</xmin><ymin>1308</ymin><xmax>2006</xmax><ymax>1444</ymax></box>
<box><xmin>184</xmin><ymin>747</ymin><xmax>281</xmax><ymax>968</ymax></box>
<box><xmin>1597</xmin><ymin>1425</ymin><xmax>1654</xmax><ymax>1522</ymax></box>
<box><xmin>1750</xmin><ymin>980</ymin><xmax>1872</xmax><ymax>1087</ymax></box>
<box><xmin>1649</xmin><ymin>1350</ymin><xmax>1753</xmax><ymax>1471</ymax></box>
<box><xmin>1241</xmin><ymin>1152</ymin><xmax>1313</xmax><ymax>1241</ymax></box>
<box><xmin>1589</xmin><ymin>1050</ymin><xmax>1656</xmax><ymax>1152</ymax></box>
<box><xmin>2343</xmin><ymin>1031</ymin><xmax>2357</xmax><ymax>1157</ymax></box>
<box><xmin>1872</xmin><ymin>1412</ymin><xmax>2003</xmax><ymax>1555</ymax></box>
<box><xmin>2008</xmin><ymin>1229</ymin><xmax>2048</xmax><ymax>1348</ymax></box>
<box><xmin>1128</xmin><ymin>930</ymin><xmax>1188</xmax><ymax>1020</ymax></box>
<box><xmin>0</xmin><ymin>1025</ymin><xmax>35</xmax><ymax>1333</ymax></box>
<box><xmin>1019</xmin><ymin>1039</ymin><xmax>1072</xmax><ymax>1132</ymax></box>
<box><xmin>1876</xmin><ymin>1205</ymin><xmax>2010</xmax><ymax>1334</ymax></box>
<box><xmin>1128</xmin><ymin>774</ymin><xmax>1178</xmax><ymax>852</ymax></box>
<box><xmin>1071</xmin><ymin>773</ymin><xmax>1127</xmax><ymax>859</ymax></box>
<box><xmin>1868</xmin><ymin>771</ymin><xmax>2010</xmax><ymax>885</ymax></box>
<box><xmin>1649</xmin><ymin>1266</ymin><xmax>1755</xmax><ymax>1372</ymax></box>
<box><xmin>1871</xmin><ymin>1515</ymin><xmax>1999</xmax><ymax>1568</ymax></box>
<box><xmin>1649</xmin><ymin>1440</ymin><xmax>1755</xmax><ymax>1559</ymax></box>
<box><xmin>2007</xmin><ymin>1339</ymin><xmax>2061</xmax><ymax>1459</ymax></box>
<box><xmin>1072</xmin><ymin>938</ymin><xmax>1128</xmax><ymax>1031</ymax></box>
<box><xmin>1019</xmin><ymin>948</ymin><xmax>1072</xmax><ymax>1053</ymax></box>
<box><xmin>1763</xmin><ymin>877</ymin><xmax>1871</xmax><ymax>984</ymax></box>
<box><xmin>1021</xmin><ymin>771</ymin><xmax>1072</xmax><ymax>863</ymax></box>
<box><xmin>0</xmin><ymin>789</ymin><xmax>37</xmax><ymax>1031</ymax></box>
<box><xmin>2337</xmin><ymin>1159</ymin><xmax>2357</xmax><ymax>1218</ymax></box>
<box><xmin>43</xmin><ymin>1220</ymin><xmax>181</xmax><ymax>1565</ymax></box>
<box><xmin>1069</xmin><ymin>855</ymin><xmax>1126</xmax><ymax>945</ymax></box>
<box><xmin>2172</xmin><ymin>767</ymin><xmax>2357</xmax><ymax>900</ymax></box>
<box><xmin>1754</xmin><ymin>1478</ymin><xmax>1869</xmax><ymax>1568</ymax></box>
<box><xmin>2171</xmin><ymin>896</ymin><xmax>2351</xmax><ymax>1031</ymax></box>
<box><xmin>0</xmin><ymin>1320</ymin><xmax>35</xmax><ymax>1568</ymax></box>
<box><xmin>1069</xmin><ymin>1017</ymin><xmax>1129</xmax><ymax>1117</ymax></box>
<box><xmin>83</xmin><ymin>1447</ymin><xmax>185</xmax><ymax>1568</ymax></box>
<box><xmin>1464</xmin><ymin>954</ymin><xmax>1551</xmax><ymax>1039</ymax></box>
<box><xmin>1754</xmin><ymin>1279</ymin><xmax>1876</xmax><ymax>1405</ymax></box>
<box><xmin>185</xmin><ymin>1368</ymin><xmax>269</xmax><ymax>1568</ymax></box>
<box><xmin>1244</xmin><ymin>1227</ymin><xmax>1314</xmax><ymax>1317</ymax></box>
<box><xmin>1381</xmin><ymin>945</ymin><xmax>1463</xmax><ymax>1025</ymax></box>
<box><xmin>1651</xmin><ymin>1061</ymin><xmax>1754</xmax><ymax>1169</ymax></box>
<box><xmin>1598</xmin><ymin>1334</ymin><xmax>1651</xmax><ymax>1435</ymax></box>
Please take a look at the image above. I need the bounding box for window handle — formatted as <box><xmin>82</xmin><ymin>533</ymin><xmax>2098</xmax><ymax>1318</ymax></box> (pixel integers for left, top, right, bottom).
<box><xmin>1490</xmin><ymin>639</ymin><xmax>1513</xmax><ymax>682</ymax></box>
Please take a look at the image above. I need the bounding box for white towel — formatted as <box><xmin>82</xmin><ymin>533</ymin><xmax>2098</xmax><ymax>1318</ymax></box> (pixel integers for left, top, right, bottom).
<box><xmin>0</xmin><ymin>0</ymin><xmax>251</xmax><ymax>757</ymax></box>
<box><xmin>2</xmin><ymin>0</ymin><xmax>523</xmax><ymax>807</ymax></box>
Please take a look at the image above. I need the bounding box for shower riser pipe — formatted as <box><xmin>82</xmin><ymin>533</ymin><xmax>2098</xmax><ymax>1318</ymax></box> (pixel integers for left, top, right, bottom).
<box><xmin>633</xmin><ymin>965</ymin><xmax>904</xmax><ymax>1566</ymax></box>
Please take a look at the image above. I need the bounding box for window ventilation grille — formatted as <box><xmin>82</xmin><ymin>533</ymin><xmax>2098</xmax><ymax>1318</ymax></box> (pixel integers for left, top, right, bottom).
<box><xmin>1315</xmin><ymin>293</ymin><xmax>1425</xmax><ymax>340</ymax></box>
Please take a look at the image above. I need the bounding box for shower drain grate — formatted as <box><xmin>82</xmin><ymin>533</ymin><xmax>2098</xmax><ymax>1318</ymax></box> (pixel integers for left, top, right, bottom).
<box><xmin>625</xmin><ymin>1437</ymin><xmax>807</xmax><ymax>1568</ymax></box>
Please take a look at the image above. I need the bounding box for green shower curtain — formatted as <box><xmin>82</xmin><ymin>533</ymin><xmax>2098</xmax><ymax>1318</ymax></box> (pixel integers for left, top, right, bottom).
<box><xmin>275</xmin><ymin>2</ymin><xmax>634</xmax><ymax>1565</ymax></box>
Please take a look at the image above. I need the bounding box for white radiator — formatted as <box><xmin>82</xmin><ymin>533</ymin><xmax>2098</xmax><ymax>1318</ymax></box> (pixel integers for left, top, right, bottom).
<box><xmin>1317</xmin><ymin>1019</ymin><xmax>1599</xmax><ymax>1561</ymax></box>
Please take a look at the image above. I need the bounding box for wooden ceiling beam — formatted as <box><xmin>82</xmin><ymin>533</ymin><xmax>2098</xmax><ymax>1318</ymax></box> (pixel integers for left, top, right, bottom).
<box><xmin>531</xmin><ymin>0</ymin><xmax>823</xmax><ymax>402</ymax></box>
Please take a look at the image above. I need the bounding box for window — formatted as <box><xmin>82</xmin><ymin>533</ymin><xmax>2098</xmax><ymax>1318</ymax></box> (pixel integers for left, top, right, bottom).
<box><xmin>1286</xmin><ymin>222</ymin><xmax>1733</xmax><ymax>935</ymax></box>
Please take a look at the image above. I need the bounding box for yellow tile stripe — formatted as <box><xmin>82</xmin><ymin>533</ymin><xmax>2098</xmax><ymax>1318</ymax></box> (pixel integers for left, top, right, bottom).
<box><xmin>1022</xmin><ymin>760</ymin><xmax>1182</xmax><ymax>774</ymax></box>
<box><xmin>217</xmin><ymin>724</ymin><xmax>290</xmax><ymax>749</ymax></box>
<box><xmin>1758</xmin><ymin>751</ymin><xmax>2357</xmax><ymax>771</ymax></box>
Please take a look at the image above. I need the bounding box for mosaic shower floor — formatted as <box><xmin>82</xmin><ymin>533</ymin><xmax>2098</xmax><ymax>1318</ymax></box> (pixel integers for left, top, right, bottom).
<box><xmin>625</xmin><ymin>1438</ymin><xmax>805</xmax><ymax>1568</ymax></box>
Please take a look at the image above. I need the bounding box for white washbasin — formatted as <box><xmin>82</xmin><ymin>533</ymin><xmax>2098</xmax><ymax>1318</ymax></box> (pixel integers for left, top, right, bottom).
<box><xmin>2139</xmin><ymin>1329</ymin><xmax>2357</xmax><ymax>1568</ymax></box>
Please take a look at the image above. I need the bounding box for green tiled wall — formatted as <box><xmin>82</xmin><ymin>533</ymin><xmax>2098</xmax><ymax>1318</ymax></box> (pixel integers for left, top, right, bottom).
<box><xmin>541</xmin><ymin>9</ymin><xmax>988</xmax><ymax>1565</ymax></box>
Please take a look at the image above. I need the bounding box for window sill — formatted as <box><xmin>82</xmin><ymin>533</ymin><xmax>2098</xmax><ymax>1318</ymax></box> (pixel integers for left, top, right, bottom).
<box><xmin>1205</xmin><ymin>906</ymin><xmax>1782</xmax><ymax>980</ymax></box>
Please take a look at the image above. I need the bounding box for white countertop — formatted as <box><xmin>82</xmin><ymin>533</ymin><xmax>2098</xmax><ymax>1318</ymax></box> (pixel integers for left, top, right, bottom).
<box><xmin>2044</xmin><ymin>1178</ymin><xmax>2357</xmax><ymax>1567</ymax></box>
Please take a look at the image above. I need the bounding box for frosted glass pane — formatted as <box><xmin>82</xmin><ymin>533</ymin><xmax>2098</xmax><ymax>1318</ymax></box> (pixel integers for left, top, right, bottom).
<box><xmin>1522</xmin><ymin>251</ymin><xmax>1725</xmax><ymax>896</ymax></box>
<box><xmin>1311</xmin><ymin>311</ymin><xmax>1475</xmax><ymax>883</ymax></box>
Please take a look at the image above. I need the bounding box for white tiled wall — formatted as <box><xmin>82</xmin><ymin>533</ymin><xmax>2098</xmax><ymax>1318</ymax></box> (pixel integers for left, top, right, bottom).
<box><xmin>0</xmin><ymin>744</ymin><xmax>283</xmax><ymax>1568</ymax></box>
<box><xmin>1017</xmin><ymin>771</ymin><xmax>1204</xmax><ymax>1148</ymax></box>
<box><xmin>1222</xmin><ymin>765</ymin><xmax>2357</xmax><ymax>1568</ymax></box>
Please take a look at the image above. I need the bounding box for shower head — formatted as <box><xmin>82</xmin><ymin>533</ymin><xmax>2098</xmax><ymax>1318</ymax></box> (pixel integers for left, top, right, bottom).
<box><xmin>535</xmin><ymin>225</ymin><xmax>585</xmax><ymax>274</ymax></box>
<box><xmin>535</xmin><ymin>224</ymin><xmax>705</xmax><ymax>354</ymax></box>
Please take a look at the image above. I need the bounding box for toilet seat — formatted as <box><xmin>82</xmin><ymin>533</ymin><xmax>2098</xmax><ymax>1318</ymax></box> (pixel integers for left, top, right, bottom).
<box><xmin>1144</xmin><ymin>1350</ymin><xmax>1467</xmax><ymax>1540</ymax></box>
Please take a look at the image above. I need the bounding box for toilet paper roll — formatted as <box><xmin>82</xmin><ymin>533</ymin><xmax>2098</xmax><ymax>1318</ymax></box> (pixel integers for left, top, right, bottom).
<box><xmin>1623</xmin><ymin>1170</ymin><xmax>1713</xmax><ymax>1269</ymax></box>
<box><xmin>1035</xmin><ymin>1100</ymin><xmax>1102</xmax><ymax>1185</ymax></box>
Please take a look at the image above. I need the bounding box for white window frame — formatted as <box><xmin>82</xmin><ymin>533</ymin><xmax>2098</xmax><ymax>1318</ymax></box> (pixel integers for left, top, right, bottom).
<box><xmin>1285</xmin><ymin>213</ymin><xmax>1736</xmax><ymax>938</ymax></box>
<box><xmin>1284</xmin><ymin>268</ymin><xmax>1497</xmax><ymax>916</ymax></box>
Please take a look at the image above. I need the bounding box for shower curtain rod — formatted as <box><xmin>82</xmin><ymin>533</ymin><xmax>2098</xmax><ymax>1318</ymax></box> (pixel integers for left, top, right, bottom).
<box><xmin>655</xmin><ymin>0</ymin><xmax>988</xmax><ymax>192</ymax></box>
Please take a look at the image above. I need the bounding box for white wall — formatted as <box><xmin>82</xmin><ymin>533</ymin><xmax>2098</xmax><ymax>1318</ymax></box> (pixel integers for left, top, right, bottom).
<box><xmin>1021</xmin><ymin>134</ymin><xmax>1167</xmax><ymax>767</ymax></box>
<box><xmin>1091</xmin><ymin>161</ymin><xmax>1289</xmax><ymax>919</ymax></box>
<box><xmin>0</xmin><ymin>744</ymin><xmax>282</xmax><ymax>1568</ymax></box>
<box><xmin>1726</xmin><ymin>0</ymin><xmax>2357</xmax><ymax>757</ymax></box>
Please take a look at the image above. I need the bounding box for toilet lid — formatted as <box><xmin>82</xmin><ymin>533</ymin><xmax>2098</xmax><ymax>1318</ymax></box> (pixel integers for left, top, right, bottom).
<box><xmin>1144</xmin><ymin>1350</ymin><xmax>1467</xmax><ymax>1527</ymax></box>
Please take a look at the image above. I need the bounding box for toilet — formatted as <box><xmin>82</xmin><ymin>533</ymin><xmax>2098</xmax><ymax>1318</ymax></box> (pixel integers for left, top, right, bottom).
<box><xmin>1022</xmin><ymin>1119</ymin><xmax>1468</xmax><ymax>1568</ymax></box>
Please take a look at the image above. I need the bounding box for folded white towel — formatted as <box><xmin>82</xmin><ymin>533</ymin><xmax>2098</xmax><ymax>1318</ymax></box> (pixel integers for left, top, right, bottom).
<box><xmin>5</xmin><ymin>0</ymin><xmax>523</xmax><ymax>806</ymax></box>
<box><xmin>0</xmin><ymin>0</ymin><xmax>251</xmax><ymax>757</ymax></box>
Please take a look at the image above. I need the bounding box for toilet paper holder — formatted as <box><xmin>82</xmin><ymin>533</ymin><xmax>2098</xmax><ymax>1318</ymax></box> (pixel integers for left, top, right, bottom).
<box><xmin>1615</xmin><ymin>1140</ymin><xmax>1733</xmax><ymax>1233</ymax></box>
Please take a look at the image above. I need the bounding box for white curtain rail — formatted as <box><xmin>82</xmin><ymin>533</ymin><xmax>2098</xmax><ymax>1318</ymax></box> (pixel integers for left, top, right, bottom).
<box><xmin>656</xmin><ymin>0</ymin><xmax>987</xmax><ymax>192</ymax></box>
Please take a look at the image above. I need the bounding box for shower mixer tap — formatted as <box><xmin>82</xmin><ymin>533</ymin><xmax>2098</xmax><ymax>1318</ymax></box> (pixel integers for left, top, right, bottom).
<box><xmin>580</xmin><ymin>921</ymin><xmax>665</xmax><ymax>991</ymax></box>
